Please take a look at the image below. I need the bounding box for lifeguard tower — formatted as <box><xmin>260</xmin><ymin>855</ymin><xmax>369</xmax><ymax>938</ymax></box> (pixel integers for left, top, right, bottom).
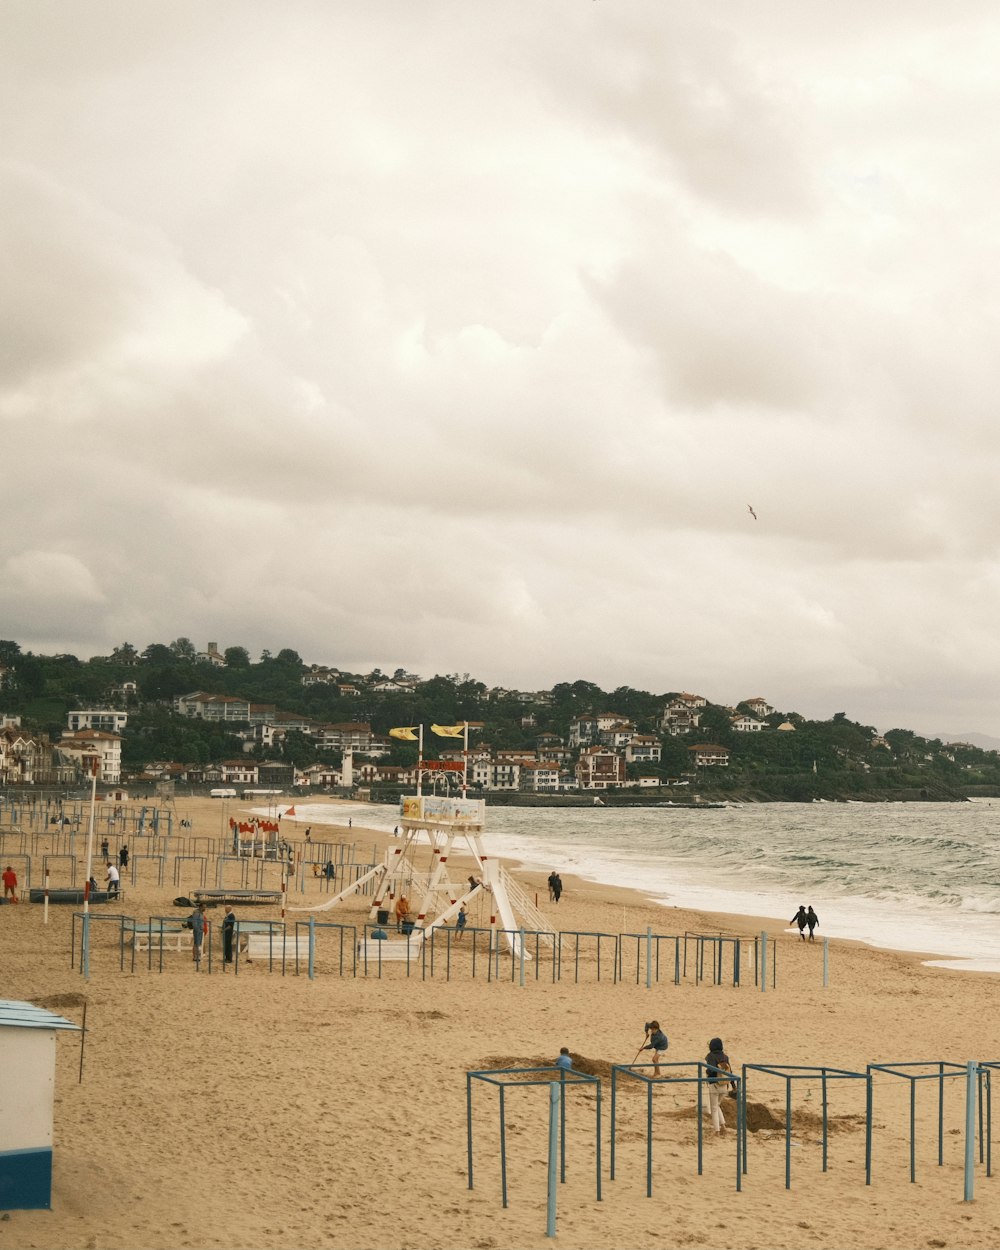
<box><xmin>301</xmin><ymin>793</ymin><xmax>549</xmax><ymax>954</ymax></box>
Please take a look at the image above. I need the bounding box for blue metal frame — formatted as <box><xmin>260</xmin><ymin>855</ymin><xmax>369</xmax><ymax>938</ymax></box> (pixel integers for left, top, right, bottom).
<box><xmin>868</xmin><ymin>1060</ymin><xmax>970</xmax><ymax>1182</ymax></box>
<box><xmin>466</xmin><ymin>1065</ymin><xmax>602</xmax><ymax>1213</ymax></box>
<box><xmin>610</xmin><ymin>1061</ymin><xmax>744</xmax><ymax>1196</ymax></box>
<box><xmin>743</xmin><ymin>1063</ymin><xmax>871</xmax><ymax>1189</ymax></box>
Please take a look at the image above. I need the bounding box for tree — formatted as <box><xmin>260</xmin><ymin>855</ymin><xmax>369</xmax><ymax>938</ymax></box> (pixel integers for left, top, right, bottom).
<box><xmin>224</xmin><ymin>646</ymin><xmax>251</xmax><ymax>668</ymax></box>
<box><xmin>170</xmin><ymin>637</ymin><xmax>197</xmax><ymax>660</ymax></box>
<box><xmin>275</xmin><ymin>649</ymin><xmax>303</xmax><ymax>667</ymax></box>
<box><xmin>0</xmin><ymin>640</ymin><xmax>22</xmax><ymax>667</ymax></box>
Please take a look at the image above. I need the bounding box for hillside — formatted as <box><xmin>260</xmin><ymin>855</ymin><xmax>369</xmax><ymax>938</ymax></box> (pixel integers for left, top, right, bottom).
<box><xmin>2</xmin><ymin>638</ymin><xmax>999</xmax><ymax>801</ymax></box>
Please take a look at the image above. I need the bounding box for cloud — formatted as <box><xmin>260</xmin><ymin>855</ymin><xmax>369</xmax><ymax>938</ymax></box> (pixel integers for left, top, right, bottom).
<box><xmin>3</xmin><ymin>2</ymin><xmax>1000</xmax><ymax>735</ymax></box>
<box><xmin>2</xmin><ymin>551</ymin><xmax>104</xmax><ymax>605</ymax></box>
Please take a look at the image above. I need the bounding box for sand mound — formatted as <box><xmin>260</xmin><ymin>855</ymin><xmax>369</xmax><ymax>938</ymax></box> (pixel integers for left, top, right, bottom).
<box><xmin>33</xmin><ymin>991</ymin><xmax>88</xmax><ymax>1010</ymax></box>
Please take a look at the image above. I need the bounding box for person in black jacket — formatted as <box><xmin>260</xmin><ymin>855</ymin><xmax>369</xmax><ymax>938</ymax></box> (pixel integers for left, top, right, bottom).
<box><xmin>806</xmin><ymin>905</ymin><xmax>819</xmax><ymax>941</ymax></box>
<box><xmin>791</xmin><ymin>904</ymin><xmax>808</xmax><ymax>941</ymax></box>
<box><xmin>222</xmin><ymin>906</ymin><xmax>236</xmax><ymax>965</ymax></box>
<box><xmin>705</xmin><ymin>1037</ymin><xmax>736</xmax><ymax>1133</ymax></box>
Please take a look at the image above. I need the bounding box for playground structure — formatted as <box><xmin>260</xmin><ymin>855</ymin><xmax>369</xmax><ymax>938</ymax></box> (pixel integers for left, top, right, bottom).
<box><xmin>468</xmin><ymin>1056</ymin><xmax>1000</xmax><ymax>1236</ymax></box>
<box><xmin>297</xmin><ymin>794</ymin><xmax>552</xmax><ymax>956</ymax></box>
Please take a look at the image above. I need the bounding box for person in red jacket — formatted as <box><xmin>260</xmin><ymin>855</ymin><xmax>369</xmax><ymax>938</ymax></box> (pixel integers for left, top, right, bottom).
<box><xmin>2</xmin><ymin>865</ymin><xmax>17</xmax><ymax>902</ymax></box>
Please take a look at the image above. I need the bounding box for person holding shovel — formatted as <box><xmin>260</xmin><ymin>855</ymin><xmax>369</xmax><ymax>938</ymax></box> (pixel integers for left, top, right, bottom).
<box><xmin>637</xmin><ymin>1020</ymin><xmax>669</xmax><ymax>1075</ymax></box>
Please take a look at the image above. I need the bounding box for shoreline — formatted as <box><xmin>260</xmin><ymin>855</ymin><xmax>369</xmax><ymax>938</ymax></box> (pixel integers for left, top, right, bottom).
<box><xmin>273</xmin><ymin>798</ymin><xmax>996</xmax><ymax>973</ymax></box>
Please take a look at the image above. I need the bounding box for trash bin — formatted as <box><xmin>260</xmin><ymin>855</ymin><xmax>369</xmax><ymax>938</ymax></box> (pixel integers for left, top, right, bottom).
<box><xmin>376</xmin><ymin>909</ymin><xmax>390</xmax><ymax>925</ymax></box>
<box><xmin>401</xmin><ymin>920</ymin><xmax>414</xmax><ymax>936</ymax></box>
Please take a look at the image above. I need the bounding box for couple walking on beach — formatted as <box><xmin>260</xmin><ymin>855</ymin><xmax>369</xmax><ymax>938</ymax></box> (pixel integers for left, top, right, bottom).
<box><xmin>791</xmin><ymin>904</ymin><xmax>819</xmax><ymax>941</ymax></box>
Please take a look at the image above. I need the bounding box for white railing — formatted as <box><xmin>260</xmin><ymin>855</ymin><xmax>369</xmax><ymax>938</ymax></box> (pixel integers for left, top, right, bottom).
<box><xmin>498</xmin><ymin>867</ymin><xmax>555</xmax><ymax>947</ymax></box>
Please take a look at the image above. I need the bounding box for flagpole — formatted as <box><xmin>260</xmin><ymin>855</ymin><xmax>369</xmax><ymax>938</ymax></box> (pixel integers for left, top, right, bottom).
<box><xmin>82</xmin><ymin>758</ymin><xmax>98</xmax><ymax>979</ymax></box>
<box><xmin>462</xmin><ymin>721</ymin><xmax>469</xmax><ymax>797</ymax></box>
<box><xmin>417</xmin><ymin>724</ymin><xmax>424</xmax><ymax>797</ymax></box>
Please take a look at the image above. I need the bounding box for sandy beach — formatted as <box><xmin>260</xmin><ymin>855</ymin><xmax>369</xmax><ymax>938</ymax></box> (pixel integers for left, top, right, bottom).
<box><xmin>3</xmin><ymin>794</ymin><xmax>1000</xmax><ymax>1250</ymax></box>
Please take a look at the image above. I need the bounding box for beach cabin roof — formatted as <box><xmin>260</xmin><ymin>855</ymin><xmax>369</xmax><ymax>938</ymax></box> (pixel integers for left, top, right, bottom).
<box><xmin>0</xmin><ymin>1000</ymin><xmax>80</xmax><ymax>1031</ymax></box>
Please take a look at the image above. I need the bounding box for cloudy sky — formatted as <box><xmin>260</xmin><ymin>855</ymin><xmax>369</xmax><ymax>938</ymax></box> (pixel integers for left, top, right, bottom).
<box><xmin>4</xmin><ymin>2</ymin><xmax>1000</xmax><ymax>736</ymax></box>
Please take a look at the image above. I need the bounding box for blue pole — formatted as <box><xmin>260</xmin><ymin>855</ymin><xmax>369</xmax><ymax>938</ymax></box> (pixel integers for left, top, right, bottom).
<box><xmin>610</xmin><ymin>1068</ymin><xmax>617</xmax><ymax>1181</ymax></box>
<box><xmin>466</xmin><ymin>1073</ymin><xmax>474</xmax><ymax>1189</ymax></box>
<box><xmin>595</xmin><ymin>1080</ymin><xmax>602</xmax><ymax>1201</ymax></box>
<box><xmin>519</xmin><ymin>927</ymin><xmax>525</xmax><ymax>988</ymax></box>
<box><xmin>646</xmin><ymin>925</ymin><xmax>652</xmax><ymax>990</ymax></box>
<box><xmin>308</xmin><ymin>915</ymin><xmax>315</xmax><ymax>981</ymax></box>
<box><xmin>499</xmin><ymin>1085</ymin><xmax>508</xmax><ymax>1208</ymax></box>
<box><xmin>965</xmin><ymin>1061</ymin><xmax>977</xmax><ymax>1202</ymax></box>
<box><xmin>82</xmin><ymin>912</ymin><xmax>90</xmax><ymax>981</ymax></box>
<box><xmin>547</xmin><ymin>1081</ymin><xmax>559</xmax><ymax>1237</ymax></box>
<box><xmin>760</xmin><ymin>931</ymin><xmax>767</xmax><ymax>994</ymax></box>
<box><xmin>785</xmin><ymin>1078</ymin><xmax>792</xmax><ymax>1189</ymax></box>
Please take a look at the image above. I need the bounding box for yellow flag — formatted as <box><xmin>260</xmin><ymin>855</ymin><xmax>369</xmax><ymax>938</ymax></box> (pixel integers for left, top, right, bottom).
<box><xmin>389</xmin><ymin>726</ymin><xmax>419</xmax><ymax>741</ymax></box>
<box><xmin>431</xmin><ymin>723</ymin><xmax>465</xmax><ymax>738</ymax></box>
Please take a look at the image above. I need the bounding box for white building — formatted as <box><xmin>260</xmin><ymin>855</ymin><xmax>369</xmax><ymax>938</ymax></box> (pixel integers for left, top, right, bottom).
<box><xmin>625</xmin><ymin>734</ymin><xmax>662</xmax><ymax>764</ymax></box>
<box><xmin>58</xmin><ymin>730</ymin><xmax>122</xmax><ymax>784</ymax></box>
<box><xmin>66</xmin><ymin>709</ymin><xmax>129</xmax><ymax>734</ymax></box>
<box><xmin>519</xmin><ymin>762</ymin><xmax>561</xmax><ymax>792</ymax></box>
<box><xmin>175</xmin><ymin>692</ymin><xmax>251</xmax><ymax>722</ymax></box>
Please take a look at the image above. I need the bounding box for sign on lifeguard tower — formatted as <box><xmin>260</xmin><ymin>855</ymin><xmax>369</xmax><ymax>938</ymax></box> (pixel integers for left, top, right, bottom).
<box><xmin>400</xmin><ymin>795</ymin><xmax>484</xmax><ymax>828</ymax></box>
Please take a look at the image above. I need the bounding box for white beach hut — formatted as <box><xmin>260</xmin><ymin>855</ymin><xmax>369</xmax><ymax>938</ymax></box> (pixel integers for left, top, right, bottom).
<box><xmin>0</xmin><ymin>1000</ymin><xmax>80</xmax><ymax>1210</ymax></box>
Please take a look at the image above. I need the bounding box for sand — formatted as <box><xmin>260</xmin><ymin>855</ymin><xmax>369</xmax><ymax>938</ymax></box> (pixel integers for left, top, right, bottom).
<box><xmin>3</xmin><ymin>794</ymin><xmax>1000</xmax><ymax>1250</ymax></box>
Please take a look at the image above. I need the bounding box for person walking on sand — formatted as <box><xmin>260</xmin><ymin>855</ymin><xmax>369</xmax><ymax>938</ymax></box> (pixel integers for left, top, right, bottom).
<box><xmin>806</xmin><ymin>905</ymin><xmax>819</xmax><ymax>942</ymax></box>
<box><xmin>101</xmin><ymin>837</ymin><xmax>109</xmax><ymax>859</ymax></box>
<box><xmin>106</xmin><ymin>861</ymin><xmax>120</xmax><ymax>898</ymax></box>
<box><xmin>119</xmin><ymin>843</ymin><xmax>129</xmax><ymax>869</ymax></box>
<box><xmin>705</xmin><ymin>1038</ymin><xmax>737</xmax><ymax>1134</ymax></box>
<box><xmin>551</xmin><ymin>873</ymin><xmax>563</xmax><ymax>903</ymax></box>
<box><xmin>456</xmin><ymin>904</ymin><xmax>468</xmax><ymax>939</ymax></box>
<box><xmin>222</xmin><ymin>906</ymin><xmax>236</xmax><ymax>965</ymax></box>
<box><xmin>791</xmin><ymin>904</ymin><xmax>808</xmax><ymax>941</ymax></box>
<box><xmin>641</xmin><ymin>1021</ymin><xmax>669</xmax><ymax>1075</ymax></box>
<box><xmin>547</xmin><ymin>871</ymin><xmax>558</xmax><ymax>901</ymax></box>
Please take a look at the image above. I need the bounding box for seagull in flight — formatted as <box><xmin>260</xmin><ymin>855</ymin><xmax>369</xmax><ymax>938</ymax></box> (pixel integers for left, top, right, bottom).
<box><xmin>747</xmin><ymin>504</ymin><xmax>757</xmax><ymax>521</ymax></box>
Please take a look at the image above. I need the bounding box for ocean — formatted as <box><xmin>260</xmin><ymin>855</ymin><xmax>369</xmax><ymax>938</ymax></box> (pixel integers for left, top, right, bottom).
<box><xmin>274</xmin><ymin>799</ymin><xmax>1000</xmax><ymax>973</ymax></box>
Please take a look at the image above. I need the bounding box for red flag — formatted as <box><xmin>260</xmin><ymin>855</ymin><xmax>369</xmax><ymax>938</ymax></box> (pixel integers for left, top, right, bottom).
<box><xmin>286</xmin><ymin>806</ymin><xmax>296</xmax><ymax>817</ymax></box>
